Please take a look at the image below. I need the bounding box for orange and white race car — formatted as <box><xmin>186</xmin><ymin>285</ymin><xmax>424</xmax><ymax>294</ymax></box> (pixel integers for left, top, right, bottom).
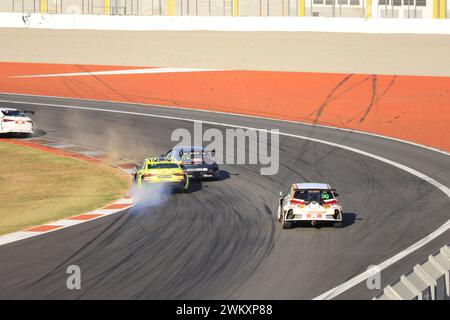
<box><xmin>277</xmin><ymin>183</ymin><xmax>344</xmax><ymax>229</ymax></box>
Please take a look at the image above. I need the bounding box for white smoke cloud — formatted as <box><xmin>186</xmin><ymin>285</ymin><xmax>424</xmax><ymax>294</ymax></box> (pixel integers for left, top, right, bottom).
<box><xmin>129</xmin><ymin>183</ymin><xmax>170</xmax><ymax>210</ymax></box>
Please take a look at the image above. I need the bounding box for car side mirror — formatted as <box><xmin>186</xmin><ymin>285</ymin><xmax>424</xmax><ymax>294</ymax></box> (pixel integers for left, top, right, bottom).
<box><xmin>333</xmin><ymin>192</ymin><xmax>339</xmax><ymax>197</ymax></box>
<box><xmin>279</xmin><ymin>191</ymin><xmax>287</xmax><ymax>197</ymax></box>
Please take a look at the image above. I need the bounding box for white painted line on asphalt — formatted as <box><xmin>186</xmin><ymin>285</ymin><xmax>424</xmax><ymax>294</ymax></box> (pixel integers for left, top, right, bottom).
<box><xmin>314</xmin><ymin>219</ymin><xmax>450</xmax><ymax>300</ymax></box>
<box><xmin>113</xmin><ymin>199</ymin><xmax>134</xmax><ymax>205</ymax></box>
<box><xmin>1</xmin><ymin>98</ymin><xmax>449</xmax><ymax>298</ymax></box>
<box><xmin>12</xmin><ymin>67</ymin><xmax>229</xmax><ymax>79</ymax></box>
<box><xmin>0</xmin><ymin>231</ymin><xmax>41</xmax><ymax>246</ymax></box>
<box><xmin>45</xmin><ymin>219</ymin><xmax>85</xmax><ymax>227</ymax></box>
<box><xmin>1</xmin><ymin>93</ymin><xmax>448</xmax><ymax>157</ymax></box>
<box><xmin>44</xmin><ymin>142</ymin><xmax>74</xmax><ymax>149</ymax></box>
<box><xmin>78</xmin><ymin>150</ymin><xmax>104</xmax><ymax>157</ymax></box>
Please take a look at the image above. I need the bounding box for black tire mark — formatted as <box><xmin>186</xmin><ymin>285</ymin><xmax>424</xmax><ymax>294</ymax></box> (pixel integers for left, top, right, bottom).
<box><xmin>359</xmin><ymin>75</ymin><xmax>377</xmax><ymax>123</ymax></box>
<box><xmin>301</xmin><ymin>74</ymin><xmax>354</xmax><ymax>123</ymax></box>
<box><xmin>75</xmin><ymin>64</ymin><xmax>132</xmax><ymax>103</ymax></box>
<box><xmin>297</xmin><ymin>74</ymin><xmax>354</xmax><ymax>161</ymax></box>
<box><xmin>376</xmin><ymin>75</ymin><xmax>397</xmax><ymax>105</ymax></box>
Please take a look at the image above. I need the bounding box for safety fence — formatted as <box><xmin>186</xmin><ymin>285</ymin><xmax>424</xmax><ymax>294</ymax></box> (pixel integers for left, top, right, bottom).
<box><xmin>374</xmin><ymin>245</ymin><xmax>450</xmax><ymax>300</ymax></box>
<box><xmin>1</xmin><ymin>0</ymin><xmax>448</xmax><ymax>18</ymax></box>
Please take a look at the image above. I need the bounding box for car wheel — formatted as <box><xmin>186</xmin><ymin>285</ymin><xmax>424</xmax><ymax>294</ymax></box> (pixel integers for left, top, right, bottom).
<box><xmin>181</xmin><ymin>177</ymin><xmax>190</xmax><ymax>193</ymax></box>
<box><xmin>277</xmin><ymin>206</ymin><xmax>282</xmax><ymax>222</ymax></box>
<box><xmin>333</xmin><ymin>210</ymin><xmax>344</xmax><ymax>228</ymax></box>
<box><xmin>333</xmin><ymin>221</ymin><xmax>345</xmax><ymax>228</ymax></box>
<box><xmin>281</xmin><ymin>211</ymin><xmax>292</xmax><ymax>229</ymax></box>
<box><xmin>282</xmin><ymin>220</ymin><xmax>292</xmax><ymax>229</ymax></box>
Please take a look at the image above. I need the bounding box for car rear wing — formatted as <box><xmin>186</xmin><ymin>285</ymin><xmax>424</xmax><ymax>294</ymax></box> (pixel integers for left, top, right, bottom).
<box><xmin>295</xmin><ymin>188</ymin><xmax>337</xmax><ymax>191</ymax></box>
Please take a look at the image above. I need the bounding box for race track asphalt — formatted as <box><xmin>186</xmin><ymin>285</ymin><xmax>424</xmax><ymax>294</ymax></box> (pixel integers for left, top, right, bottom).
<box><xmin>0</xmin><ymin>93</ymin><xmax>448</xmax><ymax>299</ymax></box>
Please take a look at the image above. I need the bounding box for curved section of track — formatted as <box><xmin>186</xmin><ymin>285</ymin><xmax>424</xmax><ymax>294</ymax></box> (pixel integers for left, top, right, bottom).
<box><xmin>0</xmin><ymin>93</ymin><xmax>448</xmax><ymax>299</ymax></box>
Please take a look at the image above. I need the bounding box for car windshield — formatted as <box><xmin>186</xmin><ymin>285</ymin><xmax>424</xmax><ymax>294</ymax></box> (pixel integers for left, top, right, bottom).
<box><xmin>293</xmin><ymin>190</ymin><xmax>334</xmax><ymax>203</ymax></box>
<box><xmin>147</xmin><ymin>163</ymin><xmax>179</xmax><ymax>169</ymax></box>
<box><xmin>2</xmin><ymin>110</ymin><xmax>27</xmax><ymax>117</ymax></box>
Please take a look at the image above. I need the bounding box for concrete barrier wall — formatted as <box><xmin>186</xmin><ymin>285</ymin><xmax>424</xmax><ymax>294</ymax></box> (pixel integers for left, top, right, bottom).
<box><xmin>0</xmin><ymin>0</ymin><xmax>444</xmax><ymax>19</ymax></box>
<box><xmin>1</xmin><ymin>12</ymin><xmax>450</xmax><ymax>33</ymax></box>
<box><xmin>375</xmin><ymin>245</ymin><xmax>450</xmax><ymax>300</ymax></box>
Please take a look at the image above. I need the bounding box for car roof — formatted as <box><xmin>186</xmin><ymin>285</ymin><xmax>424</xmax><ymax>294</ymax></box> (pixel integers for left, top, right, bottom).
<box><xmin>0</xmin><ymin>108</ymin><xmax>18</xmax><ymax>112</ymax></box>
<box><xmin>293</xmin><ymin>183</ymin><xmax>332</xmax><ymax>190</ymax></box>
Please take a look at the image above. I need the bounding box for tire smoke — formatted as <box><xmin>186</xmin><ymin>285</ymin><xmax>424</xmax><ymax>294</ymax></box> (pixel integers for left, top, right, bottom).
<box><xmin>129</xmin><ymin>183</ymin><xmax>170</xmax><ymax>209</ymax></box>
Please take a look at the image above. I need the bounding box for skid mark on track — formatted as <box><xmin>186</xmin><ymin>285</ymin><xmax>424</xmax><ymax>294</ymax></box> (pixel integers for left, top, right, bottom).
<box><xmin>376</xmin><ymin>75</ymin><xmax>397</xmax><ymax>104</ymax></box>
<box><xmin>359</xmin><ymin>75</ymin><xmax>377</xmax><ymax>123</ymax></box>
<box><xmin>297</xmin><ymin>74</ymin><xmax>355</xmax><ymax>163</ymax></box>
<box><xmin>316</xmin><ymin>74</ymin><xmax>354</xmax><ymax>120</ymax></box>
<box><xmin>76</xmin><ymin>64</ymin><xmax>132</xmax><ymax>103</ymax></box>
<box><xmin>2</xmin><ymin>62</ymin><xmax>450</xmax><ymax>150</ymax></box>
<box><xmin>302</xmin><ymin>74</ymin><xmax>354</xmax><ymax>123</ymax></box>
<box><xmin>328</xmin><ymin>76</ymin><xmax>370</xmax><ymax>104</ymax></box>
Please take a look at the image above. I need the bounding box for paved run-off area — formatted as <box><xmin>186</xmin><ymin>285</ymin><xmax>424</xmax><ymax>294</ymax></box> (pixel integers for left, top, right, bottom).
<box><xmin>1</xmin><ymin>28</ymin><xmax>449</xmax><ymax>151</ymax></box>
<box><xmin>1</xmin><ymin>62</ymin><xmax>449</xmax><ymax>152</ymax></box>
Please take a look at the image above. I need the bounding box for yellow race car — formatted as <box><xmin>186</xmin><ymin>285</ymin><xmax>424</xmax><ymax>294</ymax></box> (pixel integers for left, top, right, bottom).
<box><xmin>134</xmin><ymin>157</ymin><xmax>189</xmax><ymax>192</ymax></box>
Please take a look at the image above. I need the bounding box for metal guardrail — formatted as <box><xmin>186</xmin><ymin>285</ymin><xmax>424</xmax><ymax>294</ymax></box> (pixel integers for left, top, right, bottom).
<box><xmin>374</xmin><ymin>245</ymin><xmax>450</xmax><ymax>300</ymax></box>
<box><xmin>1</xmin><ymin>0</ymin><xmax>448</xmax><ymax>18</ymax></box>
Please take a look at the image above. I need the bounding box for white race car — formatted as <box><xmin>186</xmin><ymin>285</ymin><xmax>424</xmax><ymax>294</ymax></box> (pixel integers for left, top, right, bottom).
<box><xmin>0</xmin><ymin>108</ymin><xmax>35</xmax><ymax>137</ymax></box>
<box><xmin>277</xmin><ymin>183</ymin><xmax>344</xmax><ymax>229</ymax></box>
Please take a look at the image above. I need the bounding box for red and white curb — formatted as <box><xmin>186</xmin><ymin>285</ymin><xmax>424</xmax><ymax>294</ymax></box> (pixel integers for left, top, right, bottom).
<box><xmin>0</xmin><ymin>197</ymin><xmax>135</xmax><ymax>246</ymax></box>
<box><xmin>0</xmin><ymin>137</ymin><xmax>139</xmax><ymax>247</ymax></box>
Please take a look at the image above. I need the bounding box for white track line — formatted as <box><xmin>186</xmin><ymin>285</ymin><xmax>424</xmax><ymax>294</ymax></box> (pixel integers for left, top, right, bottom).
<box><xmin>1</xmin><ymin>98</ymin><xmax>449</xmax><ymax>299</ymax></box>
<box><xmin>314</xmin><ymin>219</ymin><xmax>450</xmax><ymax>300</ymax></box>
<box><xmin>11</xmin><ymin>67</ymin><xmax>229</xmax><ymax>79</ymax></box>
<box><xmin>1</xmin><ymin>93</ymin><xmax>448</xmax><ymax>157</ymax></box>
